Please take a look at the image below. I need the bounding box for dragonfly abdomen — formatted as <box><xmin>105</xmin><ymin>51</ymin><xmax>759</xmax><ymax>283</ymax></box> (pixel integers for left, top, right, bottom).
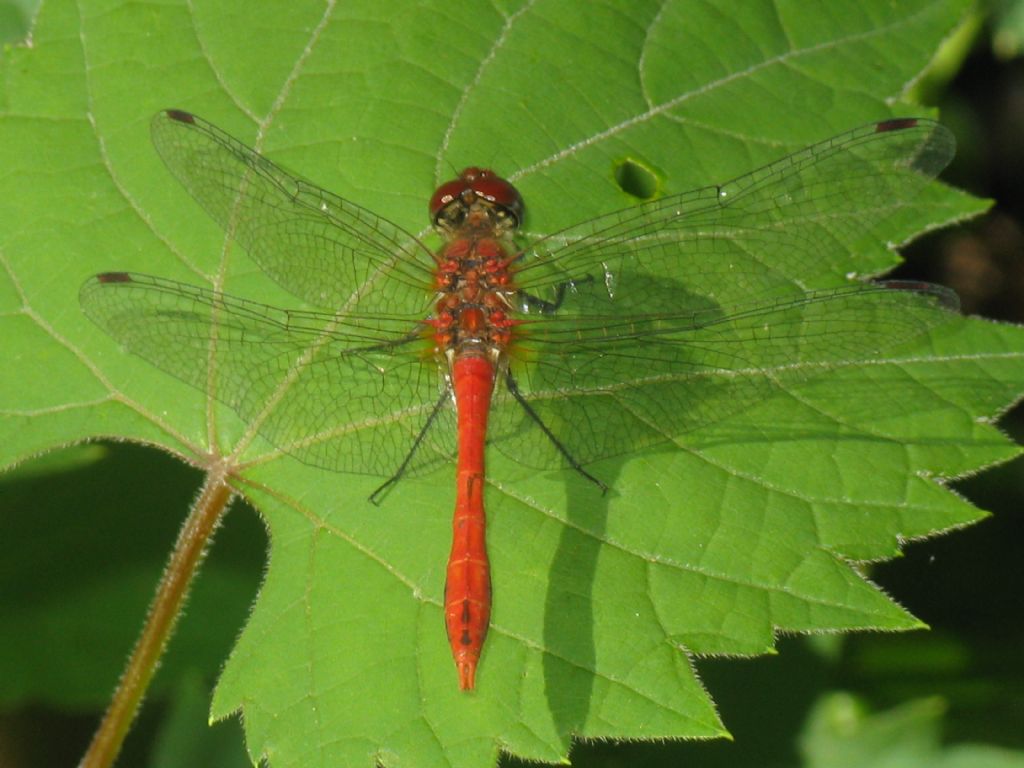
<box><xmin>445</xmin><ymin>354</ymin><xmax>496</xmax><ymax>690</ymax></box>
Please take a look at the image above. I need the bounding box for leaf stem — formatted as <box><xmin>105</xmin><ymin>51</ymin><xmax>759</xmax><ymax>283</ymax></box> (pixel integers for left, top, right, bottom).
<box><xmin>78</xmin><ymin>465</ymin><xmax>234</xmax><ymax>768</ymax></box>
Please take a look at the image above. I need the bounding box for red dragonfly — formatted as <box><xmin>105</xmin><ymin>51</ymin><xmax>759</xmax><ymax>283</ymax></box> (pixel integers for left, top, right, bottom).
<box><xmin>81</xmin><ymin>110</ymin><xmax>958</xmax><ymax>690</ymax></box>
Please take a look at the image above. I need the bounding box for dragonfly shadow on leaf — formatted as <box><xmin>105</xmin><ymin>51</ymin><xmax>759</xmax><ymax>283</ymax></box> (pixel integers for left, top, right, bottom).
<box><xmin>492</xmin><ymin>269</ymin><xmax>959</xmax><ymax>480</ymax></box>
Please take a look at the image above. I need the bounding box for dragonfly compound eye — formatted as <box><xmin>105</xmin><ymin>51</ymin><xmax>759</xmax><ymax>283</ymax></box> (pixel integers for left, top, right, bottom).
<box><xmin>430</xmin><ymin>168</ymin><xmax>525</xmax><ymax>228</ymax></box>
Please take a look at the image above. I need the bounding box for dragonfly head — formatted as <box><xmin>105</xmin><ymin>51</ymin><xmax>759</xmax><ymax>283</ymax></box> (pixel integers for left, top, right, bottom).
<box><xmin>430</xmin><ymin>167</ymin><xmax>524</xmax><ymax>236</ymax></box>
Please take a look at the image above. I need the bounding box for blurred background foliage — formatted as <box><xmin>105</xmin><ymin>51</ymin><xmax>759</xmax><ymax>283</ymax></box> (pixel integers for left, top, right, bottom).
<box><xmin>0</xmin><ymin>1</ymin><xmax>1022</xmax><ymax>766</ymax></box>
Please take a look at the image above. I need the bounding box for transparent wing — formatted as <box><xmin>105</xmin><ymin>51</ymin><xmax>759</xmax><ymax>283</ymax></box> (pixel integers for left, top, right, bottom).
<box><xmin>80</xmin><ymin>272</ymin><xmax>454</xmax><ymax>477</ymax></box>
<box><xmin>513</xmin><ymin>119</ymin><xmax>955</xmax><ymax>310</ymax></box>
<box><xmin>89</xmin><ymin>115</ymin><xmax>959</xmax><ymax>483</ymax></box>
<box><xmin>151</xmin><ymin>109</ymin><xmax>436</xmax><ymax>314</ymax></box>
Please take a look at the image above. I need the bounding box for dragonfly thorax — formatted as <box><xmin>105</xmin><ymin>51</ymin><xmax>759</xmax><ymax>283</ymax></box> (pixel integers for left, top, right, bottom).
<box><xmin>430</xmin><ymin>233</ymin><xmax>518</xmax><ymax>361</ymax></box>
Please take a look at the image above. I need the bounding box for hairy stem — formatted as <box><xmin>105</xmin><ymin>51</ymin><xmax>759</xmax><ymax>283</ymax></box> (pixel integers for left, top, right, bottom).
<box><xmin>79</xmin><ymin>466</ymin><xmax>234</xmax><ymax>768</ymax></box>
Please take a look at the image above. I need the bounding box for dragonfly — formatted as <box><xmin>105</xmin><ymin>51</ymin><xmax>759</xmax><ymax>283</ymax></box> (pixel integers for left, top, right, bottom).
<box><xmin>81</xmin><ymin>110</ymin><xmax>959</xmax><ymax>690</ymax></box>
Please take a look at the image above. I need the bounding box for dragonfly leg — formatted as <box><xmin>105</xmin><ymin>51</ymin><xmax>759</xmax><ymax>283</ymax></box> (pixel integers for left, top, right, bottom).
<box><xmin>369</xmin><ymin>390</ymin><xmax>450</xmax><ymax>505</ymax></box>
<box><xmin>518</xmin><ymin>274</ymin><xmax>596</xmax><ymax>315</ymax></box>
<box><xmin>503</xmin><ymin>370</ymin><xmax>609</xmax><ymax>494</ymax></box>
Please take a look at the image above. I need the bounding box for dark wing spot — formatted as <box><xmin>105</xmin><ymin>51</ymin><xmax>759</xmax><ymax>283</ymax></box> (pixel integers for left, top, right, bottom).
<box><xmin>164</xmin><ymin>109</ymin><xmax>196</xmax><ymax>124</ymax></box>
<box><xmin>875</xmin><ymin>117</ymin><xmax>918</xmax><ymax>133</ymax></box>
<box><xmin>96</xmin><ymin>272</ymin><xmax>133</xmax><ymax>284</ymax></box>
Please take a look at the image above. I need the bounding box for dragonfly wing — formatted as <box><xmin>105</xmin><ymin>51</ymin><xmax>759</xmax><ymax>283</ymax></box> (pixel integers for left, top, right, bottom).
<box><xmin>151</xmin><ymin>110</ymin><xmax>436</xmax><ymax>315</ymax></box>
<box><xmin>513</xmin><ymin>120</ymin><xmax>955</xmax><ymax>310</ymax></box>
<box><xmin>488</xmin><ymin>278</ymin><xmax>959</xmax><ymax>470</ymax></box>
<box><xmin>81</xmin><ymin>273</ymin><xmax>452</xmax><ymax>477</ymax></box>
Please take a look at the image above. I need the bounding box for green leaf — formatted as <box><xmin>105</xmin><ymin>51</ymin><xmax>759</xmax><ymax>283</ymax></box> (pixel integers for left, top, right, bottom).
<box><xmin>799</xmin><ymin>694</ymin><xmax>1024</xmax><ymax>768</ymax></box>
<box><xmin>2</xmin><ymin>1</ymin><xmax>1022</xmax><ymax>767</ymax></box>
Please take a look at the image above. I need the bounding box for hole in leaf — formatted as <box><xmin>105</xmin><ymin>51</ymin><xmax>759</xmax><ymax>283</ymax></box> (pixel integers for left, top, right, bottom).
<box><xmin>612</xmin><ymin>158</ymin><xmax>661</xmax><ymax>200</ymax></box>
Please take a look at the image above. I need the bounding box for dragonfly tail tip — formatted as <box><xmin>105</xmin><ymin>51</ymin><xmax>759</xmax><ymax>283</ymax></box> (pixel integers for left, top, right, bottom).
<box><xmin>457</xmin><ymin>662</ymin><xmax>476</xmax><ymax>691</ymax></box>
